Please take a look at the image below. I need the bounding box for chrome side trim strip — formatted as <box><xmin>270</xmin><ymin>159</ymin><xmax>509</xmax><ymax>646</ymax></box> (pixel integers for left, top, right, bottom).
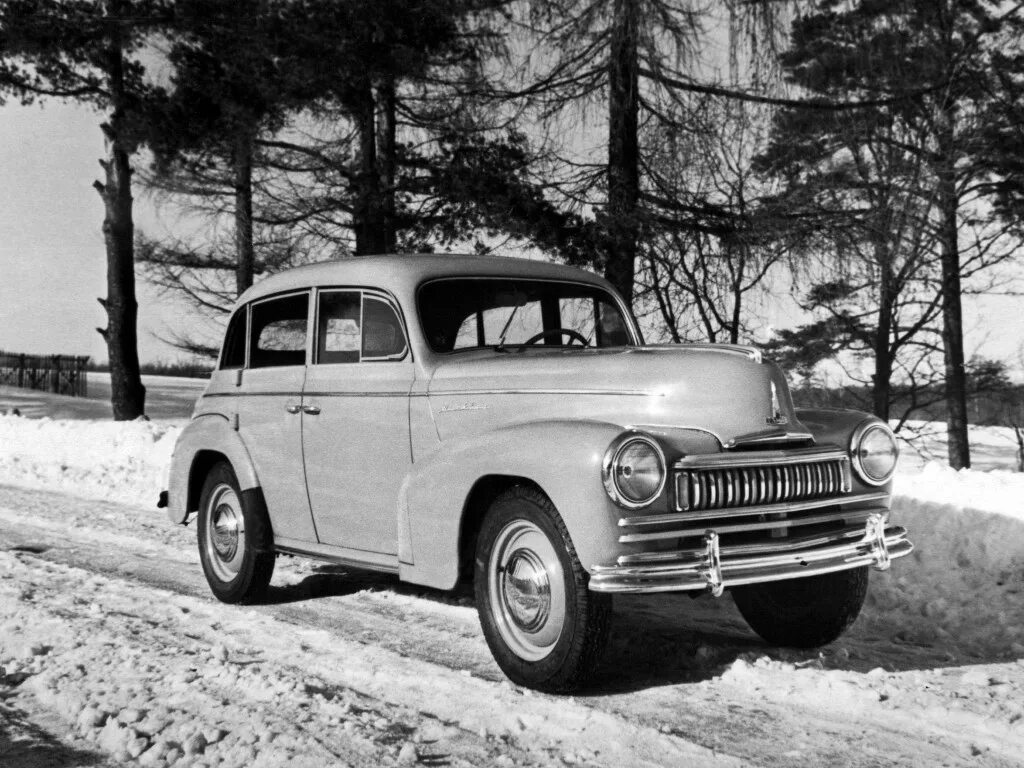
<box><xmin>205</xmin><ymin>390</ymin><xmax>410</xmax><ymax>398</ymax></box>
<box><xmin>621</xmin><ymin>490</ymin><xmax>889</xmax><ymax>528</ymax></box>
<box><xmin>427</xmin><ymin>388</ymin><xmax>659</xmax><ymax>397</ymax></box>
<box><xmin>204</xmin><ymin>391</ymin><xmax>302</xmax><ymax>398</ymax></box>
<box><xmin>204</xmin><ymin>387</ymin><xmax>650</xmax><ymax>399</ymax></box>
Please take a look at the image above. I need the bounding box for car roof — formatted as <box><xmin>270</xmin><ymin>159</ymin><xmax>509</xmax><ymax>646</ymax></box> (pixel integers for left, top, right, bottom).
<box><xmin>236</xmin><ymin>253</ymin><xmax>615</xmax><ymax>306</ymax></box>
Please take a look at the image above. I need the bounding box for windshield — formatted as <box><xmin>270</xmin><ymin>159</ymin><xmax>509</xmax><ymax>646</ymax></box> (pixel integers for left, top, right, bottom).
<box><xmin>419</xmin><ymin>278</ymin><xmax>635</xmax><ymax>353</ymax></box>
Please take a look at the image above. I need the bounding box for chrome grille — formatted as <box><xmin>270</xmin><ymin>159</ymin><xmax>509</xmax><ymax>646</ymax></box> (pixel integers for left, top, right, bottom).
<box><xmin>618</xmin><ymin>448</ymin><xmax>869</xmax><ymax>548</ymax></box>
<box><xmin>674</xmin><ymin>452</ymin><xmax>850</xmax><ymax>512</ymax></box>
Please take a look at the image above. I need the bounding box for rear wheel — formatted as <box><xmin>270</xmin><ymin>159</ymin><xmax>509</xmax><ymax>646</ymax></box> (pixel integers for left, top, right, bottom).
<box><xmin>731</xmin><ymin>567</ymin><xmax>869</xmax><ymax>648</ymax></box>
<box><xmin>197</xmin><ymin>462</ymin><xmax>275</xmax><ymax>604</ymax></box>
<box><xmin>474</xmin><ymin>486</ymin><xmax>611</xmax><ymax>692</ymax></box>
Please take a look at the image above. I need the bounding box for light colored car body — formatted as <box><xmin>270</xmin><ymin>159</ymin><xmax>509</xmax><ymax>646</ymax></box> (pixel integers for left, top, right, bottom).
<box><xmin>165</xmin><ymin>254</ymin><xmax>911</xmax><ymax>597</ymax></box>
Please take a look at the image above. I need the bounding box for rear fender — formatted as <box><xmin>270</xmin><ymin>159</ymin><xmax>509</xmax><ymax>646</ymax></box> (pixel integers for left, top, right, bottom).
<box><xmin>166</xmin><ymin>415</ymin><xmax>260</xmax><ymax>525</ymax></box>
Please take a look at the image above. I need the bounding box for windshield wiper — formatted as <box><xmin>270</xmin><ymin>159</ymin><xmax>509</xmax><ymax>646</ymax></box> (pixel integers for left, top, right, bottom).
<box><xmin>494</xmin><ymin>304</ymin><xmax>520</xmax><ymax>352</ymax></box>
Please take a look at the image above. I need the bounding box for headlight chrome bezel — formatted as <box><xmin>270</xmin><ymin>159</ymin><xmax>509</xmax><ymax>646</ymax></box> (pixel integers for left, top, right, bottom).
<box><xmin>850</xmin><ymin>421</ymin><xmax>899</xmax><ymax>486</ymax></box>
<box><xmin>602</xmin><ymin>431</ymin><xmax>667</xmax><ymax>509</ymax></box>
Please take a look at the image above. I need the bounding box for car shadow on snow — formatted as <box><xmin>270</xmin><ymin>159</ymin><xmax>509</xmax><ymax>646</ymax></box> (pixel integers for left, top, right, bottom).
<box><xmin>263</xmin><ymin>561</ymin><xmax>476</xmax><ymax>608</ymax></box>
<box><xmin>264</xmin><ymin>566</ymin><xmax>399</xmax><ymax>604</ymax></box>
<box><xmin>586</xmin><ymin>575</ymin><xmax>1024</xmax><ymax>695</ymax></box>
<box><xmin>256</xmin><ymin>496</ymin><xmax>1024</xmax><ymax>696</ymax></box>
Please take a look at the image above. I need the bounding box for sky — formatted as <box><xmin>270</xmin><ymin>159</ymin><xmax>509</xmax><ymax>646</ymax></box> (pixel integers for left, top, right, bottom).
<box><xmin>0</xmin><ymin>100</ymin><xmax>202</xmax><ymax>364</ymax></box>
<box><xmin>1</xmin><ymin>98</ymin><xmax>1023</xmax><ymax>377</ymax></box>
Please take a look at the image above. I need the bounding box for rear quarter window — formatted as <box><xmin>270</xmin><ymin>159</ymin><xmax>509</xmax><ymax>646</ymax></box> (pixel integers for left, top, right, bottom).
<box><xmin>220</xmin><ymin>308</ymin><xmax>247</xmax><ymax>369</ymax></box>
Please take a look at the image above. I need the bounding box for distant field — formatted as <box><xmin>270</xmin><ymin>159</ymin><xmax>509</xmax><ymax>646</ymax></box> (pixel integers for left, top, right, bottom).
<box><xmin>0</xmin><ymin>374</ymin><xmax>206</xmax><ymax>421</ymax></box>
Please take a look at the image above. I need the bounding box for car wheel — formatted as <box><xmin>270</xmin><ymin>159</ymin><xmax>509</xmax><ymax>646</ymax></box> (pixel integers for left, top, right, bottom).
<box><xmin>474</xmin><ymin>486</ymin><xmax>611</xmax><ymax>692</ymax></box>
<box><xmin>197</xmin><ymin>461</ymin><xmax>275</xmax><ymax>604</ymax></box>
<box><xmin>731</xmin><ymin>566</ymin><xmax>869</xmax><ymax>648</ymax></box>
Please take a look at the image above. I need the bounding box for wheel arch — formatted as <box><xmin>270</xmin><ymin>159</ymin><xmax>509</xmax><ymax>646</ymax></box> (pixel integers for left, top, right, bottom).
<box><xmin>456</xmin><ymin>474</ymin><xmax>545</xmax><ymax>585</ymax></box>
<box><xmin>166</xmin><ymin>415</ymin><xmax>261</xmax><ymax>525</ymax></box>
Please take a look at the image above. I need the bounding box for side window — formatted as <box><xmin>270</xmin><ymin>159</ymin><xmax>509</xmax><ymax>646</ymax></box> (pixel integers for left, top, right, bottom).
<box><xmin>315</xmin><ymin>290</ymin><xmax>409</xmax><ymax>363</ymax></box>
<box><xmin>317</xmin><ymin>291</ymin><xmax>361</xmax><ymax>364</ymax></box>
<box><xmin>597</xmin><ymin>300</ymin><xmax>629</xmax><ymax>346</ymax></box>
<box><xmin>362</xmin><ymin>297</ymin><xmax>408</xmax><ymax>360</ymax></box>
<box><xmin>249</xmin><ymin>293</ymin><xmax>309</xmax><ymax>368</ymax></box>
<box><xmin>220</xmin><ymin>307</ymin><xmax>247</xmax><ymax>369</ymax></box>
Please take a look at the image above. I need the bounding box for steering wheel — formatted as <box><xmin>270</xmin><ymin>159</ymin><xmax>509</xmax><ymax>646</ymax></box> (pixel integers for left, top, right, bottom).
<box><xmin>521</xmin><ymin>328</ymin><xmax>589</xmax><ymax>347</ymax></box>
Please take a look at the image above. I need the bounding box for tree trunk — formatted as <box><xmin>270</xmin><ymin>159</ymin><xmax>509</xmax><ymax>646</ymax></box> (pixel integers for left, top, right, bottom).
<box><xmin>353</xmin><ymin>83</ymin><xmax>385</xmax><ymax>255</ymax></box>
<box><xmin>233</xmin><ymin>126</ymin><xmax>256</xmax><ymax>295</ymax></box>
<box><xmin>872</xmin><ymin>248</ymin><xmax>895</xmax><ymax>421</ymax></box>
<box><xmin>376</xmin><ymin>74</ymin><xmax>397</xmax><ymax>253</ymax></box>
<box><xmin>936</xmin><ymin>111</ymin><xmax>970</xmax><ymax>469</ymax></box>
<box><xmin>606</xmin><ymin>0</ymin><xmax>640</xmax><ymax>305</ymax></box>
<box><xmin>95</xmin><ymin>20</ymin><xmax>145</xmax><ymax>421</ymax></box>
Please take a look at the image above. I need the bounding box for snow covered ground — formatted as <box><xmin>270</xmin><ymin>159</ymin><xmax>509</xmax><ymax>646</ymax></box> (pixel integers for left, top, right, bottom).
<box><xmin>2</xmin><ymin>379</ymin><xmax>1024</xmax><ymax>766</ymax></box>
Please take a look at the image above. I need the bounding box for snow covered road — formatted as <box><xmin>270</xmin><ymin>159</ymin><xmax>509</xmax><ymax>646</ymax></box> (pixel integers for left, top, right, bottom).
<box><xmin>3</xmin><ymin>480</ymin><xmax>1024</xmax><ymax>767</ymax></box>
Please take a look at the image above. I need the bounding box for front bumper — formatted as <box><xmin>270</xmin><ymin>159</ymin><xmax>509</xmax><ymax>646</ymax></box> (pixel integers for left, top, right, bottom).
<box><xmin>589</xmin><ymin>513</ymin><xmax>912</xmax><ymax>595</ymax></box>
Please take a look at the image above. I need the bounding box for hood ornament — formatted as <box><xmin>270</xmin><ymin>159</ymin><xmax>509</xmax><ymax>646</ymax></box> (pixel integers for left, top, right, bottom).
<box><xmin>766</xmin><ymin>381</ymin><xmax>788</xmax><ymax>426</ymax></box>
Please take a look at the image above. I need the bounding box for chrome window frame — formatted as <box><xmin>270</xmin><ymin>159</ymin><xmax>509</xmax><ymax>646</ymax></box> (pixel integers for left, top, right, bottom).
<box><xmin>245</xmin><ymin>289</ymin><xmax>313</xmax><ymax>369</ymax></box>
<box><xmin>312</xmin><ymin>286</ymin><xmax>411</xmax><ymax>365</ymax></box>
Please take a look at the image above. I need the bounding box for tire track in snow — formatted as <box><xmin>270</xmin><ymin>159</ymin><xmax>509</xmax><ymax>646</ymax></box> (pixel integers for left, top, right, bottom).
<box><xmin>3</xmin><ymin>484</ymin><xmax>1022</xmax><ymax>767</ymax></box>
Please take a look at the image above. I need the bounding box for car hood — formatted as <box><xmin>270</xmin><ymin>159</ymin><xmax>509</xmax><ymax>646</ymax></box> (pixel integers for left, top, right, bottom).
<box><xmin>426</xmin><ymin>344</ymin><xmax>811</xmax><ymax>449</ymax></box>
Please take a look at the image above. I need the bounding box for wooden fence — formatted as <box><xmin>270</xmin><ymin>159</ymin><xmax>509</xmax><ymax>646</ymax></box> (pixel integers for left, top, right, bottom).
<box><xmin>0</xmin><ymin>351</ymin><xmax>89</xmax><ymax>397</ymax></box>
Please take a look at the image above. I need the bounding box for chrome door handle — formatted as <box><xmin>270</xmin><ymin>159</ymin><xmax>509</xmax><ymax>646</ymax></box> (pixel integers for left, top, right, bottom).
<box><xmin>285</xmin><ymin>404</ymin><xmax>301</xmax><ymax>414</ymax></box>
<box><xmin>302</xmin><ymin>405</ymin><xmax>321</xmax><ymax>415</ymax></box>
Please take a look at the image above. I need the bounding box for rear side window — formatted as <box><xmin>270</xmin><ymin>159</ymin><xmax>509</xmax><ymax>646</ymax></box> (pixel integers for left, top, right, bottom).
<box><xmin>362</xmin><ymin>297</ymin><xmax>407</xmax><ymax>359</ymax></box>
<box><xmin>315</xmin><ymin>290</ymin><xmax>408</xmax><ymax>364</ymax></box>
<box><xmin>220</xmin><ymin>308</ymin><xmax>247</xmax><ymax>369</ymax></box>
<box><xmin>249</xmin><ymin>293</ymin><xmax>309</xmax><ymax>368</ymax></box>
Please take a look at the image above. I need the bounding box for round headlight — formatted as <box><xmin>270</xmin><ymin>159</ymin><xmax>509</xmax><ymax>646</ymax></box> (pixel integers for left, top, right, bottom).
<box><xmin>851</xmin><ymin>422</ymin><xmax>898</xmax><ymax>486</ymax></box>
<box><xmin>602</xmin><ymin>432</ymin><xmax>667</xmax><ymax>508</ymax></box>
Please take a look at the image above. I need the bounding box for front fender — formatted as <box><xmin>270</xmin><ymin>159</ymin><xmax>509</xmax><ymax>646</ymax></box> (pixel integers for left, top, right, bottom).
<box><xmin>796</xmin><ymin>407</ymin><xmax>895</xmax><ymax>496</ymax></box>
<box><xmin>402</xmin><ymin>419</ymin><xmax>628</xmax><ymax>590</ymax></box>
<box><xmin>166</xmin><ymin>414</ymin><xmax>261</xmax><ymax>525</ymax></box>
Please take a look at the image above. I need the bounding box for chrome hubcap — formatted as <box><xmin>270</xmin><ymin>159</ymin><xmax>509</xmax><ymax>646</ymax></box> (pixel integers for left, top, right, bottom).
<box><xmin>489</xmin><ymin>520</ymin><xmax>566</xmax><ymax>662</ymax></box>
<box><xmin>204</xmin><ymin>484</ymin><xmax>245</xmax><ymax>582</ymax></box>
<box><xmin>502</xmin><ymin>548</ymin><xmax>552</xmax><ymax>631</ymax></box>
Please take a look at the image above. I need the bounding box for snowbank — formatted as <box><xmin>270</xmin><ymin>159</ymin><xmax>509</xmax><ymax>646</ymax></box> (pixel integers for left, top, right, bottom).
<box><xmin>0</xmin><ymin>415</ymin><xmax>179</xmax><ymax>507</ymax></box>
<box><xmin>1</xmin><ymin>413</ymin><xmax>1022</xmax><ymax>660</ymax></box>
<box><xmin>896</xmin><ymin>460</ymin><xmax>1024</xmax><ymax>524</ymax></box>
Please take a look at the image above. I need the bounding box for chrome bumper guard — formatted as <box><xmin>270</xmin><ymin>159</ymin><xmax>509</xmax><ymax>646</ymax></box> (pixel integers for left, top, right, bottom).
<box><xmin>589</xmin><ymin>513</ymin><xmax>913</xmax><ymax>596</ymax></box>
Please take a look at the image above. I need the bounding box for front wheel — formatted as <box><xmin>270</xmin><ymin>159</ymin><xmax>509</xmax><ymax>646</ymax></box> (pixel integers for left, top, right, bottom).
<box><xmin>197</xmin><ymin>462</ymin><xmax>275</xmax><ymax>604</ymax></box>
<box><xmin>474</xmin><ymin>486</ymin><xmax>611</xmax><ymax>692</ymax></box>
<box><xmin>731</xmin><ymin>566</ymin><xmax>869</xmax><ymax>648</ymax></box>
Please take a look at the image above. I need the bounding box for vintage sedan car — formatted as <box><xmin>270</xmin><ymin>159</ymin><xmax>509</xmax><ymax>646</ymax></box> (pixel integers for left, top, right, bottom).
<box><xmin>163</xmin><ymin>254</ymin><xmax>911</xmax><ymax>691</ymax></box>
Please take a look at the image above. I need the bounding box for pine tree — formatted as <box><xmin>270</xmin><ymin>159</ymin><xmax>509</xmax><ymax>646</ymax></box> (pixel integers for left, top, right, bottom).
<box><xmin>0</xmin><ymin>0</ymin><xmax>174</xmax><ymax>420</ymax></box>
<box><xmin>762</xmin><ymin>0</ymin><xmax>1024</xmax><ymax>467</ymax></box>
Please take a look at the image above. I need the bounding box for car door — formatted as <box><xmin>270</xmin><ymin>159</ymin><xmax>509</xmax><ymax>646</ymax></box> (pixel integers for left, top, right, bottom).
<box><xmin>234</xmin><ymin>290</ymin><xmax>318</xmax><ymax>543</ymax></box>
<box><xmin>302</xmin><ymin>288</ymin><xmax>414</xmax><ymax>555</ymax></box>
